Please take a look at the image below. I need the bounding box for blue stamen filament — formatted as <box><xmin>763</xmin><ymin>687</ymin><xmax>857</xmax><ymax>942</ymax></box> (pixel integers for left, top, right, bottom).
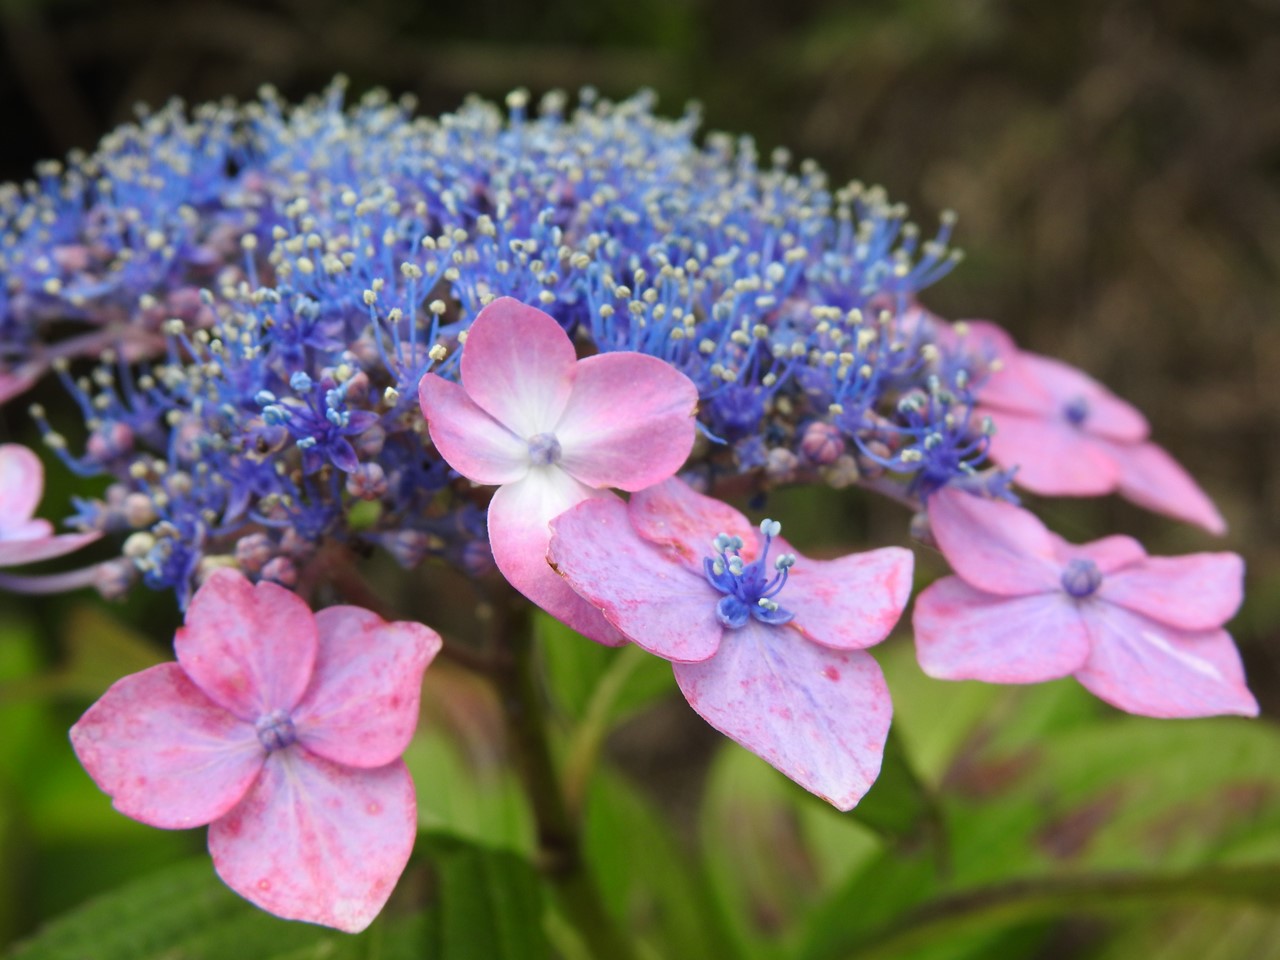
<box><xmin>704</xmin><ymin>519</ymin><xmax>797</xmax><ymax>629</ymax></box>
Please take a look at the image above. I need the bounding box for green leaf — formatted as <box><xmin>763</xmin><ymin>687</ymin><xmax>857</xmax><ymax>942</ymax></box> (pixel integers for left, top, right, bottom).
<box><xmin>846</xmin><ymin>726</ymin><xmax>945</xmax><ymax>850</ymax></box>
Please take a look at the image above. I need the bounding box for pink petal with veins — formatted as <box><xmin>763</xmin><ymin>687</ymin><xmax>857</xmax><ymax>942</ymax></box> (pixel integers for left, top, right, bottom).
<box><xmin>294</xmin><ymin>608</ymin><xmax>441</xmax><ymax>768</ymax></box>
<box><xmin>210</xmin><ymin>752</ymin><xmax>417</xmax><ymax>933</ymax></box>
<box><xmin>488</xmin><ymin>469</ymin><xmax>626</xmax><ymax>646</ymax></box>
<box><xmin>927</xmin><ymin>488</ymin><xmax>1060</xmax><ymax>596</ymax></box>
<box><xmin>459</xmin><ymin>297</ymin><xmax>577</xmax><ymax>437</ymax></box>
<box><xmin>1104</xmin><ymin>439</ymin><xmax>1227</xmax><ymax>535</ymax></box>
<box><xmin>70</xmin><ymin>663</ymin><xmax>264</xmax><ymax>829</ymax></box>
<box><xmin>0</xmin><ymin>444</ymin><xmax>45</xmax><ymax>525</ymax></box>
<box><xmin>1075</xmin><ymin>604</ymin><xmax>1258</xmax><ymax>718</ymax></box>
<box><xmin>1100</xmin><ymin>552</ymin><xmax>1244</xmax><ymax>633</ymax></box>
<box><xmin>176</xmin><ymin>569</ymin><xmax>317</xmax><ymax>721</ymax></box>
<box><xmin>781</xmin><ymin>545</ymin><xmax>913</xmax><ymax>650</ymax></box>
<box><xmin>913</xmin><ymin>577</ymin><xmax>1090</xmax><ymax>683</ymax></box>
<box><xmin>675</xmin><ymin>622</ymin><xmax>892</xmax><ymax>811</ymax></box>
<box><xmin>985</xmin><ymin>412</ymin><xmax>1120</xmax><ymax>496</ymax></box>
<box><xmin>0</xmin><ymin>530</ymin><xmax>101</xmax><ymax>566</ymax></box>
<box><xmin>555</xmin><ymin>352</ymin><xmax>697</xmax><ymax>491</ymax></box>
<box><xmin>418</xmin><ymin>374</ymin><xmax>529</xmax><ymax>485</ymax></box>
<box><xmin>628</xmin><ymin>477</ymin><xmax>757</xmax><ymax>571</ymax></box>
<box><xmin>549</xmin><ymin>498</ymin><xmax>723</xmax><ymax>662</ymax></box>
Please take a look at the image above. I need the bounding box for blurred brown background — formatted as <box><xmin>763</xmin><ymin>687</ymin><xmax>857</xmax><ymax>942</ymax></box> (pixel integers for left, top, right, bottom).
<box><xmin>2</xmin><ymin>0</ymin><xmax>1278</xmax><ymax>708</ymax></box>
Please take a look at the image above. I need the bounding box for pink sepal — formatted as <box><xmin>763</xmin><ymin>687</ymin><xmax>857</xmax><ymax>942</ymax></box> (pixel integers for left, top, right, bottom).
<box><xmin>1100</xmin><ymin>552</ymin><xmax>1244</xmax><ymax>633</ymax></box>
<box><xmin>1104</xmin><ymin>439</ymin><xmax>1228</xmax><ymax>535</ymax></box>
<box><xmin>418</xmin><ymin>374</ymin><xmax>529</xmax><ymax>485</ymax></box>
<box><xmin>628</xmin><ymin>478</ymin><xmax>757</xmax><ymax>571</ymax></box>
<box><xmin>985</xmin><ymin>413</ymin><xmax>1120</xmax><ymax>495</ymax></box>
<box><xmin>0</xmin><ymin>530</ymin><xmax>102</xmax><ymax>566</ymax></box>
<box><xmin>0</xmin><ymin>443</ymin><xmax>44</xmax><ymax>523</ymax></box>
<box><xmin>782</xmin><ymin>545</ymin><xmax>913</xmax><ymax>650</ymax></box>
<box><xmin>1011</xmin><ymin>353</ymin><xmax>1149</xmax><ymax>441</ymax></box>
<box><xmin>927</xmin><ymin>488</ymin><xmax>1060</xmax><ymax>595</ymax></box>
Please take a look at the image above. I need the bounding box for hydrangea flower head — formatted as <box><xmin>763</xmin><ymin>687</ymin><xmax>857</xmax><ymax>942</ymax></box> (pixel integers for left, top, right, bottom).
<box><xmin>913</xmin><ymin>488</ymin><xmax>1256</xmax><ymax>718</ymax></box>
<box><xmin>419</xmin><ymin>296</ymin><xmax>698</xmax><ymax>643</ymax></box>
<box><xmin>70</xmin><ymin>568</ymin><xmax>440</xmax><ymax>931</ymax></box>
<box><xmin>548</xmin><ymin>477</ymin><xmax>913</xmax><ymax>809</ymax></box>
<box><xmin>0</xmin><ymin>443</ymin><xmax>100</xmax><ymax>566</ymax></box>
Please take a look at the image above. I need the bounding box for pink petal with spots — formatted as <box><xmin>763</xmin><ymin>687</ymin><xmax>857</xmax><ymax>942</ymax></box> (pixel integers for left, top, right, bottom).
<box><xmin>0</xmin><ymin>530</ymin><xmax>101</xmax><ymax>566</ymax></box>
<box><xmin>210</xmin><ymin>751</ymin><xmax>416</xmax><ymax>933</ymax></box>
<box><xmin>1016</xmin><ymin>353</ymin><xmax>1149</xmax><ymax>442</ymax></box>
<box><xmin>1100</xmin><ymin>553</ymin><xmax>1243</xmax><ymax>633</ymax></box>
<box><xmin>556</xmin><ymin>352</ymin><xmax>697</xmax><ymax>490</ymax></box>
<box><xmin>782</xmin><ymin>545</ymin><xmax>913</xmax><ymax>650</ymax></box>
<box><xmin>418</xmin><ymin>374</ymin><xmax>529</xmax><ymax>485</ymax></box>
<box><xmin>0</xmin><ymin>444</ymin><xmax>44</xmax><ymax>524</ymax></box>
<box><xmin>675</xmin><ymin>622</ymin><xmax>892</xmax><ymax>811</ymax></box>
<box><xmin>1055</xmin><ymin>533</ymin><xmax>1147</xmax><ymax>575</ymax></box>
<box><xmin>70</xmin><ymin>663</ymin><xmax>265</xmax><ymax>829</ymax></box>
<box><xmin>628</xmin><ymin>477</ymin><xmax>757</xmax><ymax>572</ymax></box>
<box><xmin>488</xmin><ymin>469</ymin><xmax>626</xmax><ymax>646</ymax></box>
<box><xmin>459</xmin><ymin>297</ymin><xmax>577</xmax><ymax>437</ymax></box>
<box><xmin>1075</xmin><ymin>604</ymin><xmax>1258</xmax><ymax>718</ymax></box>
<box><xmin>913</xmin><ymin>577</ymin><xmax>1090</xmax><ymax>683</ymax></box>
<box><xmin>1104</xmin><ymin>439</ymin><xmax>1227</xmax><ymax>535</ymax></box>
<box><xmin>176</xmin><ymin>569</ymin><xmax>317</xmax><ymax>721</ymax></box>
<box><xmin>927</xmin><ymin>488</ymin><xmax>1060</xmax><ymax>595</ymax></box>
<box><xmin>294</xmin><ymin>608</ymin><xmax>441</xmax><ymax>768</ymax></box>
<box><xmin>549</xmin><ymin>498</ymin><xmax>723</xmax><ymax>662</ymax></box>
<box><xmin>985</xmin><ymin>412</ymin><xmax>1120</xmax><ymax>496</ymax></box>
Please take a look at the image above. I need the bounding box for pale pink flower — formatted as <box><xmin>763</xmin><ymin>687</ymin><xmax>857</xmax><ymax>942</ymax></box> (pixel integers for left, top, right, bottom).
<box><xmin>913</xmin><ymin>488</ymin><xmax>1257</xmax><ymax>718</ymax></box>
<box><xmin>548</xmin><ymin>477</ymin><xmax>913</xmax><ymax>810</ymax></box>
<box><xmin>0</xmin><ymin>443</ymin><xmax>100</xmax><ymax>566</ymax></box>
<box><xmin>418</xmin><ymin>297</ymin><xmax>698</xmax><ymax>644</ymax></box>
<box><xmin>71</xmin><ymin>568</ymin><xmax>440</xmax><ymax>932</ymax></box>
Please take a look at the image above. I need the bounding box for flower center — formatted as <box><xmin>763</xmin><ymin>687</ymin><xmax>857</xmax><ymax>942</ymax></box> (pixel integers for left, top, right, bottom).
<box><xmin>703</xmin><ymin>519</ymin><xmax>797</xmax><ymax>629</ymax></box>
<box><xmin>527</xmin><ymin>432</ymin><xmax>562</xmax><ymax>466</ymax></box>
<box><xmin>255</xmin><ymin>709</ymin><xmax>298</xmax><ymax>752</ymax></box>
<box><xmin>1063</xmin><ymin>396</ymin><xmax>1089</xmax><ymax>427</ymax></box>
<box><xmin>1060</xmin><ymin>557</ymin><xmax>1102</xmax><ymax>598</ymax></box>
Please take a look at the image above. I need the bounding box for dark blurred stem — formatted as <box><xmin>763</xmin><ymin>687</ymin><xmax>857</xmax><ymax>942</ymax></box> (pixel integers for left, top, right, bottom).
<box><xmin>489</xmin><ymin>592</ymin><xmax>638</xmax><ymax>960</ymax></box>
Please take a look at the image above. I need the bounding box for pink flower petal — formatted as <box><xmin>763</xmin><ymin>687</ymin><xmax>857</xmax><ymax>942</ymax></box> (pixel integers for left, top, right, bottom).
<box><xmin>1100</xmin><ymin>552</ymin><xmax>1244</xmax><ymax>633</ymax></box>
<box><xmin>488</xmin><ymin>469</ymin><xmax>626</xmax><ymax>646</ymax></box>
<box><xmin>294</xmin><ymin>608</ymin><xmax>440</xmax><ymax>768</ymax></box>
<box><xmin>1104</xmin><ymin>439</ymin><xmax>1227</xmax><ymax>535</ymax></box>
<box><xmin>985</xmin><ymin>412</ymin><xmax>1120</xmax><ymax>496</ymax></box>
<box><xmin>176</xmin><ymin>569</ymin><xmax>318</xmax><ymax>721</ymax></box>
<box><xmin>0</xmin><ymin>444</ymin><xmax>44</xmax><ymax>524</ymax></box>
<box><xmin>1075</xmin><ymin>603</ymin><xmax>1258</xmax><ymax>718</ymax></box>
<box><xmin>675</xmin><ymin>622</ymin><xmax>892</xmax><ymax>811</ymax></box>
<box><xmin>418</xmin><ymin>374</ymin><xmax>529</xmax><ymax>484</ymax></box>
<box><xmin>0</xmin><ymin>364</ymin><xmax>42</xmax><ymax>407</ymax></box>
<box><xmin>1016</xmin><ymin>353</ymin><xmax>1149</xmax><ymax>442</ymax></box>
<box><xmin>782</xmin><ymin>546</ymin><xmax>913</xmax><ymax>650</ymax></box>
<box><xmin>555</xmin><ymin>352</ymin><xmax>697</xmax><ymax>490</ymax></box>
<box><xmin>209</xmin><ymin>751</ymin><xmax>417</xmax><ymax>932</ymax></box>
<box><xmin>628</xmin><ymin>477</ymin><xmax>757</xmax><ymax>572</ymax></box>
<box><xmin>0</xmin><ymin>530</ymin><xmax>101</xmax><ymax>567</ymax></box>
<box><xmin>70</xmin><ymin>663</ymin><xmax>265</xmax><ymax>829</ymax></box>
<box><xmin>927</xmin><ymin>488</ymin><xmax>1060</xmax><ymax>595</ymax></box>
<box><xmin>913</xmin><ymin>577</ymin><xmax>1091</xmax><ymax>683</ymax></box>
<box><xmin>459</xmin><ymin>297</ymin><xmax>577</xmax><ymax>437</ymax></box>
<box><xmin>548</xmin><ymin>498</ymin><xmax>723</xmax><ymax>662</ymax></box>
<box><xmin>1058</xmin><ymin>534</ymin><xmax>1147</xmax><ymax>574</ymax></box>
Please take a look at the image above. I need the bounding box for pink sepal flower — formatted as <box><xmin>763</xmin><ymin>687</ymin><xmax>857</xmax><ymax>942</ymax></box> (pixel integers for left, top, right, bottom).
<box><xmin>913</xmin><ymin>488</ymin><xmax>1257</xmax><ymax>718</ymax></box>
<box><xmin>549</xmin><ymin>477</ymin><xmax>913</xmax><ymax>810</ymax></box>
<box><xmin>70</xmin><ymin>569</ymin><xmax>441</xmax><ymax>932</ymax></box>
<box><xmin>0</xmin><ymin>443</ymin><xmax>100</xmax><ymax>566</ymax></box>
<box><xmin>418</xmin><ymin>297</ymin><xmax>698</xmax><ymax>644</ymax></box>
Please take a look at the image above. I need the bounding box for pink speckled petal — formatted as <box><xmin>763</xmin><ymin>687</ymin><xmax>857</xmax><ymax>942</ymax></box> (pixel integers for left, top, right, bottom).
<box><xmin>176</xmin><ymin>569</ymin><xmax>317</xmax><ymax>721</ymax></box>
<box><xmin>549</xmin><ymin>498</ymin><xmax>723</xmax><ymax>662</ymax></box>
<box><xmin>927</xmin><ymin>488</ymin><xmax>1060</xmax><ymax>595</ymax></box>
<box><xmin>70</xmin><ymin>663</ymin><xmax>264</xmax><ymax>829</ymax></box>
<box><xmin>1076</xmin><ymin>603</ymin><xmax>1258</xmax><ymax>718</ymax></box>
<box><xmin>913</xmin><ymin>577</ymin><xmax>1090</xmax><ymax>683</ymax></box>
<box><xmin>0</xmin><ymin>444</ymin><xmax>45</xmax><ymax>524</ymax></box>
<box><xmin>675</xmin><ymin>623</ymin><xmax>892</xmax><ymax>811</ymax></box>
<box><xmin>459</xmin><ymin>297</ymin><xmax>576</xmax><ymax>437</ymax></box>
<box><xmin>0</xmin><ymin>530</ymin><xmax>101</xmax><ymax>566</ymax></box>
<box><xmin>1057</xmin><ymin>534</ymin><xmax>1147</xmax><ymax>575</ymax></box>
<box><xmin>1100</xmin><ymin>552</ymin><xmax>1244</xmax><ymax>633</ymax></box>
<box><xmin>782</xmin><ymin>545</ymin><xmax>913</xmax><ymax>650</ymax></box>
<box><xmin>555</xmin><ymin>352</ymin><xmax>698</xmax><ymax>490</ymax></box>
<box><xmin>294</xmin><ymin>608</ymin><xmax>441</xmax><ymax>768</ymax></box>
<box><xmin>985</xmin><ymin>412</ymin><xmax>1120</xmax><ymax>496</ymax></box>
<box><xmin>210</xmin><ymin>751</ymin><xmax>416</xmax><ymax>933</ymax></box>
<box><xmin>418</xmin><ymin>374</ymin><xmax>529</xmax><ymax>485</ymax></box>
<box><xmin>1105</xmin><ymin>440</ymin><xmax>1227</xmax><ymax>535</ymax></box>
<box><xmin>488</xmin><ymin>469</ymin><xmax>626</xmax><ymax>646</ymax></box>
<box><xmin>629</xmin><ymin>477</ymin><xmax>757</xmax><ymax>572</ymax></box>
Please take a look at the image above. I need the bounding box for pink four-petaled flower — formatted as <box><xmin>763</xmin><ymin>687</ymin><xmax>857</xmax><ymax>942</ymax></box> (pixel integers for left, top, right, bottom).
<box><xmin>548</xmin><ymin>477</ymin><xmax>914</xmax><ymax>810</ymax></box>
<box><xmin>0</xmin><ymin>443</ymin><xmax>100</xmax><ymax>566</ymax></box>
<box><xmin>913</xmin><ymin>488</ymin><xmax>1257</xmax><ymax>718</ymax></box>
<box><xmin>71</xmin><ymin>568</ymin><xmax>441</xmax><ymax>931</ymax></box>
<box><xmin>418</xmin><ymin>297</ymin><xmax>699</xmax><ymax>644</ymax></box>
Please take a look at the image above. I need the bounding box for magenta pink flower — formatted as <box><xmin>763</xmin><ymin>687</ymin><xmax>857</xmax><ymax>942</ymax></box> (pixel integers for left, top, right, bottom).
<box><xmin>418</xmin><ymin>297</ymin><xmax>698</xmax><ymax>644</ymax></box>
<box><xmin>548</xmin><ymin>478</ymin><xmax>913</xmax><ymax>810</ymax></box>
<box><xmin>913</xmin><ymin>488</ymin><xmax>1257</xmax><ymax>718</ymax></box>
<box><xmin>70</xmin><ymin>568</ymin><xmax>440</xmax><ymax>932</ymax></box>
<box><xmin>0</xmin><ymin>443</ymin><xmax>100</xmax><ymax>566</ymax></box>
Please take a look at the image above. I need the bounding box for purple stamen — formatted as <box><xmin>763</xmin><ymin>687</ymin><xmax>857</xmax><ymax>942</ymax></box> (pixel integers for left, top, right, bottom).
<box><xmin>704</xmin><ymin>520</ymin><xmax>797</xmax><ymax>629</ymax></box>
<box><xmin>1063</xmin><ymin>396</ymin><xmax>1089</xmax><ymax>427</ymax></box>
<box><xmin>255</xmin><ymin>709</ymin><xmax>298</xmax><ymax>752</ymax></box>
<box><xmin>527</xmin><ymin>432</ymin><xmax>562</xmax><ymax>466</ymax></box>
<box><xmin>1061</xmin><ymin>557</ymin><xmax>1102</xmax><ymax>598</ymax></box>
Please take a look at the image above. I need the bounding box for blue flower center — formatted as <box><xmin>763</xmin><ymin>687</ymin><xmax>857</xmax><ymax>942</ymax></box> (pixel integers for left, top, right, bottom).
<box><xmin>1063</xmin><ymin>396</ymin><xmax>1089</xmax><ymax>427</ymax></box>
<box><xmin>704</xmin><ymin>519</ymin><xmax>797</xmax><ymax>629</ymax></box>
<box><xmin>1060</xmin><ymin>557</ymin><xmax>1102</xmax><ymax>598</ymax></box>
<box><xmin>527</xmin><ymin>432</ymin><xmax>562</xmax><ymax>466</ymax></box>
<box><xmin>255</xmin><ymin>709</ymin><xmax>298</xmax><ymax>752</ymax></box>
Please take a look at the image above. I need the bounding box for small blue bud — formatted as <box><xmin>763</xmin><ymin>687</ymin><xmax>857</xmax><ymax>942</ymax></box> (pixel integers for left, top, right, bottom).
<box><xmin>290</xmin><ymin>371</ymin><xmax>313</xmax><ymax>392</ymax></box>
